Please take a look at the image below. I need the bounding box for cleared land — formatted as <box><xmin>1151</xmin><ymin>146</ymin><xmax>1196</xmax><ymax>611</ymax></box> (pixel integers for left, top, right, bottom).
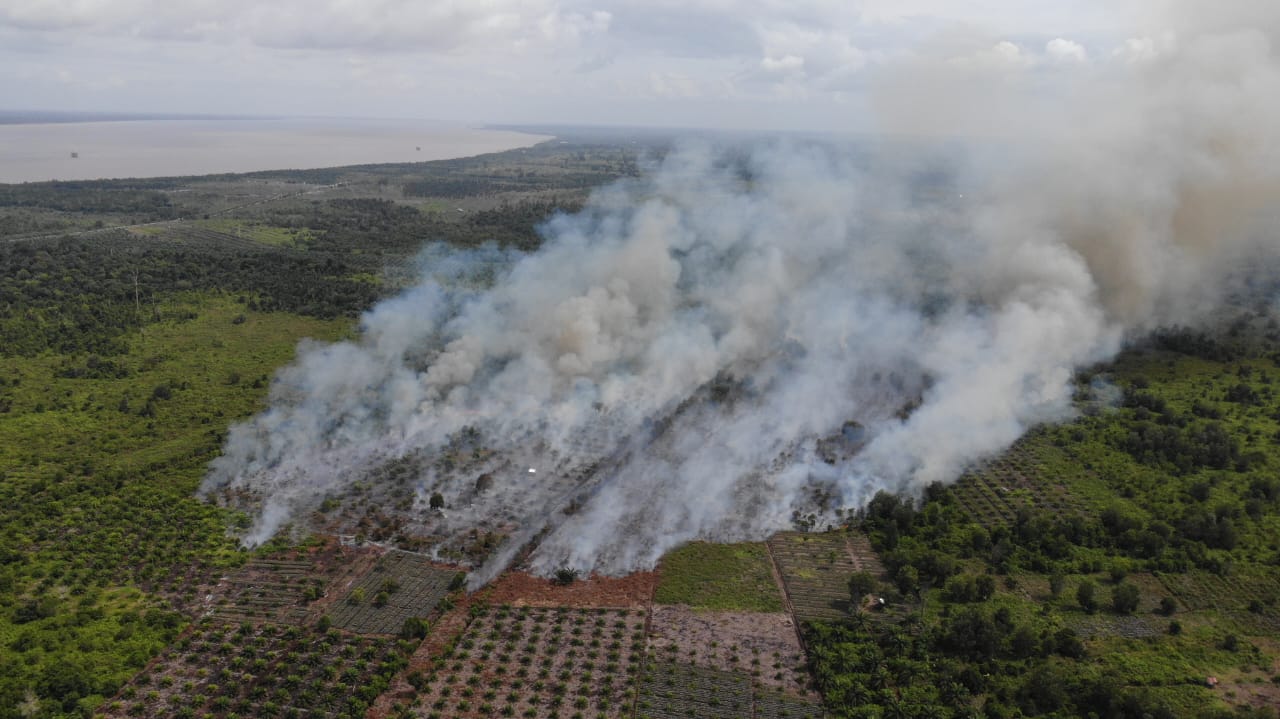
<box><xmin>203</xmin><ymin>541</ymin><xmax>380</xmax><ymax>626</ymax></box>
<box><xmin>647</xmin><ymin>606</ymin><xmax>812</xmax><ymax>696</ymax></box>
<box><xmin>482</xmin><ymin>571</ymin><xmax>657</xmax><ymax>609</ymax></box>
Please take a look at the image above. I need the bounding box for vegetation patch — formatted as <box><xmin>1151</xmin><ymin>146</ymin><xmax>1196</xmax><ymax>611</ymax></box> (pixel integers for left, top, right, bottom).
<box><xmin>636</xmin><ymin>659</ymin><xmax>823</xmax><ymax>719</ymax></box>
<box><xmin>96</xmin><ymin>620</ymin><xmax>412</xmax><ymax>719</ymax></box>
<box><xmin>654</xmin><ymin>542</ymin><xmax>783</xmax><ymax>613</ymax></box>
<box><xmin>949</xmin><ymin>440</ymin><xmax>1096</xmax><ymax>525</ymax></box>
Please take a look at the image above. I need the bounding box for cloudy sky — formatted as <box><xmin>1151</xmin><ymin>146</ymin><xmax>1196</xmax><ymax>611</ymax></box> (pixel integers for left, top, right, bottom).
<box><xmin>0</xmin><ymin>0</ymin><xmax>1175</xmax><ymax>131</ymax></box>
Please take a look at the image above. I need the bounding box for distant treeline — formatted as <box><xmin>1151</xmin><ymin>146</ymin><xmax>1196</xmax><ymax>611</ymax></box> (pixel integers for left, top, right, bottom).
<box><xmin>257</xmin><ymin>197</ymin><xmax>582</xmax><ymax>253</ymax></box>
<box><xmin>0</xmin><ymin>183</ymin><xmax>177</xmax><ymax>218</ymax></box>
<box><xmin>0</xmin><ymin>234</ymin><xmax>378</xmax><ymax>357</ymax></box>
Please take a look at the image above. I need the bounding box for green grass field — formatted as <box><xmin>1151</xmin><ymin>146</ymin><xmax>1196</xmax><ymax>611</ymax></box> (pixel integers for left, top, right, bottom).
<box><xmin>654</xmin><ymin>541</ymin><xmax>784</xmax><ymax>613</ymax></box>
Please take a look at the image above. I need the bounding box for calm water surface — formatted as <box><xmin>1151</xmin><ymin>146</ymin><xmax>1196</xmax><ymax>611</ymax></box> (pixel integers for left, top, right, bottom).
<box><xmin>0</xmin><ymin>119</ymin><xmax>550</xmax><ymax>183</ymax></box>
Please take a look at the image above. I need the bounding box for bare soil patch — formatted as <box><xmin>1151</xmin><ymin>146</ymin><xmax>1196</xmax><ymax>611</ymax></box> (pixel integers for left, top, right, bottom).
<box><xmin>646</xmin><ymin>605</ymin><xmax>813</xmax><ymax>697</ymax></box>
<box><xmin>482</xmin><ymin>570</ymin><xmax>657</xmax><ymax>608</ymax></box>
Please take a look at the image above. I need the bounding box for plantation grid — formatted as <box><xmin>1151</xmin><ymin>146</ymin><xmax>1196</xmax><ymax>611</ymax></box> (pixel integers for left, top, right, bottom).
<box><xmin>97</xmin><ymin>621</ymin><xmax>407</xmax><ymax>719</ymax></box>
<box><xmin>637</xmin><ymin>661</ymin><xmax>823</xmax><ymax>719</ymax></box>
<box><xmin>949</xmin><ymin>444</ymin><xmax>1089</xmax><ymax>525</ymax></box>
<box><xmin>330</xmin><ymin>549</ymin><xmax>458</xmax><ymax>634</ymax></box>
<box><xmin>410</xmin><ymin>605</ymin><xmax>648</xmax><ymax>719</ymax></box>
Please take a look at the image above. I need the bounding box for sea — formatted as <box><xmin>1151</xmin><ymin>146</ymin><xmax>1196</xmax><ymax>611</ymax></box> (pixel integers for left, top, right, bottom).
<box><xmin>0</xmin><ymin>115</ymin><xmax>550</xmax><ymax>184</ymax></box>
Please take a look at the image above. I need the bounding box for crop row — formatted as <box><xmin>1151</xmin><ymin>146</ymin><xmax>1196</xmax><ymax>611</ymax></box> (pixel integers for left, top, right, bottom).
<box><xmin>409</xmin><ymin>605</ymin><xmax>648</xmax><ymax>718</ymax></box>
<box><xmin>948</xmin><ymin>444</ymin><xmax>1087</xmax><ymax>525</ymax></box>
<box><xmin>1068</xmin><ymin>614</ymin><xmax>1161</xmax><ymax>640</ymax></box>
<box><xmin>207</xmin><ymin>558</ymin><xmax>318</xmax><ymax>626</ymax></box>
<box><xmin>638</xmin><ymin>661</ymin><xmax>823</xmax><ymax>719</ymax></box>
<box><xmin>96</xmin><ymin>619</ymin><xmax>410</xmax><ymax>719</ymax></box>
<box><xmin>1156</xmin><ymin>571</ymin><xmax>1280</xmax><ymax>612</ymax></box>
<box><xmin>646</xmin><ymin>606</ymin><xmax>811</xmax><ymax>695</ymax></box>
<box><xmin>330</xmin><ymin>549</ymin><xmax>458</xmax><ymax>635</ymax></box>
<box><xmin>768</xmin><ymin>533</ymin><xmax>870</xmax><ymax>622</ymax></box>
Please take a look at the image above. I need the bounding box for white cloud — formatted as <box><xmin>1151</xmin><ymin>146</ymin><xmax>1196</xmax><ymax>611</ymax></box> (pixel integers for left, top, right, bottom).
<box><xmin>1046</xmin><ymin>37</ymin><xmax>1088</xmax><ymax>64</ymax></box>
<box><xmin>0</xmin><ymin>1</ymin><xmax>1179</xmax><ymax>130</ymax></box>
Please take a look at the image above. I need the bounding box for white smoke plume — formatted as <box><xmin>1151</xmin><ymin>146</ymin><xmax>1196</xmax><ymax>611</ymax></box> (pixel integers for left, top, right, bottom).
<box><xmin>202</xmin><ymin>2</ymin><xmax>1280</xmax><ymax>584</ymax></box>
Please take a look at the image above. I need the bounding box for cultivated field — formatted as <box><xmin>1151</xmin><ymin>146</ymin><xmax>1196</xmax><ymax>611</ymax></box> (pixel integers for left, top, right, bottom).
<box><xmin>329</xmin><ymin>549</ymin><xmax>461</xmax><ymax>635</ymax></box>
<box><xmin>636</xmin><ymin>660</ymin><xmax>823</xmax><ymax>719</ymax></box>
<box><xmin>646</xmin><ymin>606</ymin><xmax>811</xmax><ymax>696</ymax></box>
<box><xmin>96</xmin><ymin>620</ymin><xmax>409</xmax><ymax>719</ymax></box>
<box><xmin>408</xmin><ymin>605</ymin><xmax>647</xmax><ymax>719</ymax></box>
<box><xmin>948</xmin><ymin>441</ymin><xmax>1091</xmax><ymax>525</ymax></box>
<box><xmin>1156</xmin><ymin>569</ymin><xmax>1280</xmax><ymax>614</ymax></box>
<box><xmin>654</xmin><ymin>542</ymin><xmax>784</xmax><ymax>613</ymax></box>
<box><xmin>201</xmin><ymin>541</ymin><xmax>380</xmax><ymax>626</ymax></box>
<box><xmin>766</xmin><ymin>531</ymin><xmax>882</xmax><ymax>622</ymax></box>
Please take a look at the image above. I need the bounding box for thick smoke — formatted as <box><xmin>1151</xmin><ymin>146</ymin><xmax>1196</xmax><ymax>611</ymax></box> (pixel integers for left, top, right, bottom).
<box><xmin>202</xmin><ymin>3</ymin><xmax>1280</xmax><ymax>583</ymax></box>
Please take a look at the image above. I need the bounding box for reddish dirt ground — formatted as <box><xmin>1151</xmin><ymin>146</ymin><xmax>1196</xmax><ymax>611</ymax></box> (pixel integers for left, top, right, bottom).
<box><xmin>480</xmin><ymin>570</ymin><xmax>658</xmax><ymax>608</ymax></box>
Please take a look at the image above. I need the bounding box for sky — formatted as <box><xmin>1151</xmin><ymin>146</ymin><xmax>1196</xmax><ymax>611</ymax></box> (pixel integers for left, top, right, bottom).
<box><xmin>0</xmin><ymin>0</ymin><xmax>1179</xmax><ymax>132</ymax></box>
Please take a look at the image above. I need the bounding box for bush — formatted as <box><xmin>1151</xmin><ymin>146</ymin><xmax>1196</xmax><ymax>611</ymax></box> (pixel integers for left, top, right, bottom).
<box><xmin>1111</xmin><ymin>582</ymin><xmax>1141</xmax><ymax>615</ymax></box>
<box><xmin>848</xmin><ymin>571</ymin><xmax>877</xmax><ymax>603</ymax></box>
<box><xmin>1077</xmin><ymin>579</ymin><xmax>1099</xmax><ymax>614</ymax></box>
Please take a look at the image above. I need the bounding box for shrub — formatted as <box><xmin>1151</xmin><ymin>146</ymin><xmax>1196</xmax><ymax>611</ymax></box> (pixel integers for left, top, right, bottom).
<box><xmin>1111</xmin><ymin>582</ymin><xmax>1141</xmax><ymax>615</ymax></box>
<box><xmin>1077</xmin><ymin>579</ymin><xmax>1099</xmax><ymax>614</ymax></box>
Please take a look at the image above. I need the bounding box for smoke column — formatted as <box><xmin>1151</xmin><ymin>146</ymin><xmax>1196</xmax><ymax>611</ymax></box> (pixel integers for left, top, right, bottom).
<box><xmin>202</xmin><ymin>2</ymin><xmax>1280</xmax><ymax>584</ymax></box>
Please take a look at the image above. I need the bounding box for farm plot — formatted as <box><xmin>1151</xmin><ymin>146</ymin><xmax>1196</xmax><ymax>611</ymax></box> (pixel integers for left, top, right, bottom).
<box><xmin>949</xmin><ymin>443</ymin><xmax>1088</xmax><ymax>525</ymax></box>
<box><xmin>96</xmin><ymin>620</ymin><xmax>410</xmax><ymax>719</ymax></box>
<box><xmin>203</xmin><ymin>542</ymin><xmax>378</xmax><ymax>626</ymax></box>
<box><xmin>1068</xmin><ymin>614</ymin><xmax>1161</xmax><ymax>640</ymax></box>
<box><xmin>647</xmin><ymin>605</ymin><xmax>812</xmax><ymax>696</ymax></box>
<box><xmin>409</xmin><ymin>605</ymin><xmax>648</xmax><ymax>719</ymax></box>
<box><xmin>637</xmin><ymin>661</ymin><xmax>753</xmax><ymax>719</ymax></box>
<box><xmin>161</xmin><ymin>224</ymin><xmax>279</xmax><ymax>252</ymax></box>
<box><xmin>637</xmin><ymin>661</ymin><xmax>823</xmax><ymax>719</ymax></box>
<box><xmin>329</xmin><ymin>549</ymin><xmax>460</xmax><ymax>635</ymax></box>
<box><xmin>1155</xmin><ymin>569</ymin><xmax>1280</xmax><ymax>614</ymax></box>
<box><xmin>767</xmin><ymin>532</ymin><xmax>880</xmax><ymax>622</ymax></box>
<box><xmin>754</xmin><ymin>689</ymin><xmax>826</xmax><ymax>719</ymax></box>
<box><xmin>206</xmin><ymin>558</ymin><xmax>320</xmax><ymax>626</ymax></box>
<box><xmin>655</xmin><ymin>541</ymin><xmax>784</xmax><ymax>612</ymax></box>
